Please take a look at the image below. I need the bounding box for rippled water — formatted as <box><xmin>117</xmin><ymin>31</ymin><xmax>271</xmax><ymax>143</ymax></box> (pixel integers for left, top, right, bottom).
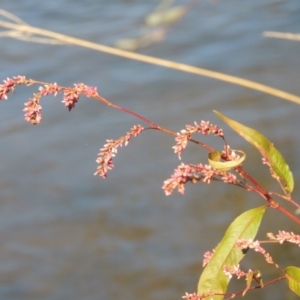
<box><xmin>1</xmin><ymin>1</ymin><xmax>300</xmax><ymax>299</ymax></box>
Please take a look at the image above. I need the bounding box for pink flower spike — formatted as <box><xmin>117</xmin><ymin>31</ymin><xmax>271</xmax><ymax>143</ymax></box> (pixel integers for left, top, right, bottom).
<box><xmin>236</xmin><ymin>239</ymin><xmax>267</xmax><ymax>254</ymax></box>
<box><xmin>94</xmin><ymin>125</ymin><xmax>144</xmax><ymax>178</ymax></box>
<box><xmin>221</xmin><ymin>173</ymin><xmax>237</xmax><ymax>184</ymax></box>
<box><xmin>182</xmin><ymin>292</ymin><xmax>200</xmax><ymax>300</ymax></box>
<box><xmin>73</xmin><ymin>83</ymin><xmax>86</xmax><ymax>92</ymax></box>
<box><xmin>39</xmin><ymin>83</ymin><xmax>62</xmax><ymax>96</ymax></box>
<box><xmin>84</xmin><ymin>85</ymin><xmax>98</xmax><ymax>97</ymax></box>
<box><xmin>162</xmin><ymin>163</ymin><xmax>193</xmax><ymax>195</ymax></box>
<box><xmin>0</xmin><ymin>77</ymin><xmax>16</xmax><ymax>100</ymax></box>
<box><xmin>223</xmin><ymin>264</ymin><xmax>248</xmax><ymax>279</ymax></box>
<box><xmin>131</xmin><ymin>124</ymin><xmax>144</xmax><ymax>137</ymax></box>
<box><xmin>173</xmin><ymin>130</ymin><xmax>190</xmax><ymax>159</ymax></box>
<box><xmin>62</xmin><ymin>89</ymin><xmax>80</xmax><ymax>111</ymax></box>
<box><xmin>12</xmin><ymin>75</ymin><xmax>28</xmax><ymax>84</ymax></box>
<box><xmin>23</xmin><ymin>96</ymin><xmax>42</xmax><ymax>125</ymax></box>
<box><xmin>275</xmin><ymin>230</ymin><xmax>300</xmax><ymax>246</ymax></box>
<box><xmin>203</xmin><ymin>249</ymin><xmax>215</xmax><ymax>267</ymax></box>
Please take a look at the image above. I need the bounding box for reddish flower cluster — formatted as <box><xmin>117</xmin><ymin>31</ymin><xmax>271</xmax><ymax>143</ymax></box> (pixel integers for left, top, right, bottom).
<box><xmin>23</xmin><ymin>94</ymin><xmax>42</xmax><ymax>124</ymax></box>
<box><xmin>186</xmin><ymin>120</ymin><xmax>224</xmax><ymax>136</ymax></box>
<box><xmin>236</xmin><ymin>239</ymin><xmax>264</xmax><ymax>253</ymax></box>
<box><xmin>202</xmin><ymin>249</ymin><xmax>215</xmax><ymax>267</ymax></box>
<box><xmin>94</xmin><ymin>125</ymin><xmax>144</xmax><ymax>178</ymax></box>
<box><xmin>162</xmin><ymin>163</ymin><xmax>239</xmax><ymax>196</ymax></box>
<box><xmin>182</xmin><ymin>291</ymin><xmax>216</xmax><ymax>300</ymax></box>
<box><xmin>0</xmin><ymin>76</ymin><xmax>99</xmax><ymax>124</ymax></box>
<box><xmin>62</xmin><ymin>83</ymin><xmax>98</xmax><ymax>111</ymax></box>
<box><xmin>182</xmin><ymin>292</ymin><xmax>200</xmax><ymax>300</ymax></box>
<box><xmin>0</xmin><ymin>78</ymin><xmax>15</xmax><ymax>100</ymax></box>
<box><xmin>236</xmin><ymin>239</ymin><xmax>274</xmax><ymax>264</ymax></box>
<box><xmin>173</xmin><ymin>130</ymin><xmax>190</xmax><ymax>160</ymax></box>
<box><xmin>271</xmin><ymin>230</ymin><xmax>300</xmax><ymax>246</ymax></box>
<box><xmin>62</xmin><ymin>89</ymin><xmax>80</xmax><ymax>111</ymax></box>
<box><xmin>223</xmin><ymin>264</ymin><xmax>248</xmax><ymax>279</ymax></box>
<box><xmin>222</xmin><ymin>237</ymin><xmax>287</xmax><ymax>281</ymax></box>
<box><xmin>0</xmin><ymin>76</ymin><xmax>30</xmax><ymax>100</ymax></box>
<box><xmin>173</xmin><ymin>121</ymin><xmax>224</xmax><ymax>159</ymax></box>
<box><xmin>39</xmin><ymin>83</ymin><xmax>62</xmax><ymax>96</ymax></box>
<box><xmin>25</xmin><ymin>82</ymin><xmax>64</xmax><ymax>124</ymax></box>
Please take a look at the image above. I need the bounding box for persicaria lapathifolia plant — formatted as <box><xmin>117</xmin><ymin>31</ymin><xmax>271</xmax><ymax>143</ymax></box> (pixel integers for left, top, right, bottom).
<box><xmin>2</xmin><ymin>76</ymin><xmax>300</xmax><ymax>299</ymax></box>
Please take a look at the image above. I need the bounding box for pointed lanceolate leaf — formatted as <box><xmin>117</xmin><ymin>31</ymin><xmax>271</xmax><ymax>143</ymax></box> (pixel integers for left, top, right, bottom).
<box><xmin>214</xmin><ymin>110</ymin><xmax>294</xmax><ymax>194</ymax></box>
<box><xmin>285</xmin><ymin>266</ymin><xmax>300</xmax><ymax>296</ymax></box>
<box><xmin>198</xmin><ymin>206</ymin><xmax>266</xmax><ymax>300</ymax></box>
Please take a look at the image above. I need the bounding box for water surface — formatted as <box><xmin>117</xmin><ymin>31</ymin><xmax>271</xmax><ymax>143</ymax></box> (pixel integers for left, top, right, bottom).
<box><xmin>0</xmin><ymin>1</ymin><xmax>300</xmax><ymax>299</ymax></box>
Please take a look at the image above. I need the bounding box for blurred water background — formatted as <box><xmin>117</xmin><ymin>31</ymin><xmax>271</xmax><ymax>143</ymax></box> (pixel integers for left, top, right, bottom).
<box><xmin>0</xmin><ymin>0</ymin><xmax>300</xmax><ymax>299</ymax></box>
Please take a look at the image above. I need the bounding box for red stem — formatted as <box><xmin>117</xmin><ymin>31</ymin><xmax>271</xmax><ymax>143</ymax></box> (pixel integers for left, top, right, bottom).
<box><xmin>225</xmin><ymin>276</ymin><xmax>286</xmax><ymax>299</ymax></box>
<box><xmin>94</xmin><ymin>93</ymin><xmax>214</xmax><ymax>152</ymax></box>
<box><xmin>237</xmin><ymin>166</ymin><xmax>300</xmax><ymax>225</ymax></box>
<box><xmin>30</xmin><ymin>79</ymin><xmax>300</xmax><ymax>225</ymax></box>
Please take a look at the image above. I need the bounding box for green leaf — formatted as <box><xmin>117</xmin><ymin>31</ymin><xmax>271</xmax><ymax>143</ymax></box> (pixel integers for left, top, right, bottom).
<box><xmin>197</xmin><ymin>206</ymin><xmax>266</xmax><ymax>300</ymax></box>
<box><xmin>208</xmin><ymin>150</ymin><xmax>246</xmax><ymax>171</ymax></box>
<box><xmin>285</xmin><ymin>266</ymin><xmax>300</xmax><ymax>296</ymax></box>
<box><xmin>214</xmin><ymin>110</ymin><xmax>294</xmax><ymax>194</ymax></box>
